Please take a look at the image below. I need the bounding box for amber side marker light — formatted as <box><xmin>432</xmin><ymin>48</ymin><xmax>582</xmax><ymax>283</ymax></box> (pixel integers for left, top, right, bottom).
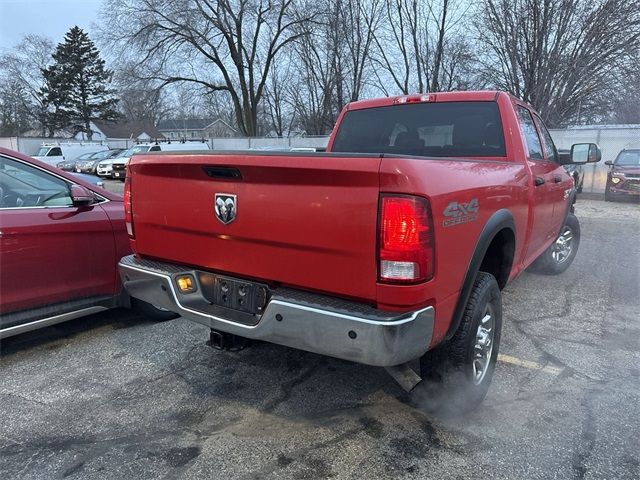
<box><xmin>176</xmin><ymin>275</ymin><xmax>197</xmax><ymax>293</ymax></box>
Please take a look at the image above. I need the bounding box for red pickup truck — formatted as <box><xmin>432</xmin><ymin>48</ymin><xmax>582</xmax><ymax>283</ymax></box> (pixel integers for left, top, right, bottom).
<box><xmin>119</xmin><ymin>91</ymin><xmax>599</xmax><ymax>411</ymax></box>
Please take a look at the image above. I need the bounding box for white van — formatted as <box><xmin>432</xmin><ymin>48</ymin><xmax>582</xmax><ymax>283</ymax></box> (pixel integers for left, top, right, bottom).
<box><xmin>32</xmin><ymin>142</ymin><xmax>109</xmax><ymax>167</ymax></box>
<box><xmin>110</xmin><ymin>141</ymin><xmax>210</xmax><ymax>179</ymax></box>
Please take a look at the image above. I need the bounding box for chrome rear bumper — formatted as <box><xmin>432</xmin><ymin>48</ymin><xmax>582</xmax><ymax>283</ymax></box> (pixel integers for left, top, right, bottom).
<box><xmin>118</xmin><ymin>255</ymin><xmax>434</xmax><ymax>367</ymax></box>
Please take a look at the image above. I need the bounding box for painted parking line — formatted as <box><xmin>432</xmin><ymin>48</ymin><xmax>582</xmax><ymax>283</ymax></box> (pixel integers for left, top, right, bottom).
<box><xmin>498</xmin><ymin>353</ymin><xmax>563</xmax><ymax>375</ymax></box>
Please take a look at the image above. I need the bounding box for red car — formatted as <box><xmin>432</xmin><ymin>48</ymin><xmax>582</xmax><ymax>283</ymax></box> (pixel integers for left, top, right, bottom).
<box><xmin>118</xmin><ymin>91</ymin><xmax>600</xmax><ymax>412</ymax></box>
<box><xmin>605</xmin><ymin>149</ymin><xmax>640</xmax><ymax>201</ymax></box>
<box><xmin>0</xmin><ymin>148</ymin><xmax>172</xmax><ymax>339</ymax></box>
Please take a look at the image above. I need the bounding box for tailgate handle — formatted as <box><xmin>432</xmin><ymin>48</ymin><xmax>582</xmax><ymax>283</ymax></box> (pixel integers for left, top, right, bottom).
<box><xmin>203</xmin><ymin>166</ymin><xmax>242</xmax><ymax>180</ymax></box>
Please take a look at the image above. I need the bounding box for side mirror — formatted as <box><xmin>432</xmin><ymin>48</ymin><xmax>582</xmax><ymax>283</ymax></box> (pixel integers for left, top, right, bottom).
<box><xmin>604</xmin><ymin>160</ymin><xmax>613</xmax><ymax>166</ymax></box>
<box><xmin>570</xmin><ymin>143</ymin><xmax>601</xmax><ymax>164</ymax></box>
<box><xmin>70</xmin><ymin>184</ymin><xmax>94</xmax><ymax>206</ymax></box>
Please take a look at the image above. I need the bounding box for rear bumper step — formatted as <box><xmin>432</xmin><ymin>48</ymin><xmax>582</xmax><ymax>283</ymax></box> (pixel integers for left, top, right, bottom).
<box><xmin>118</xmin><ymin>255</ymin><xmax>434</xmax><ymax>366</ymax></box>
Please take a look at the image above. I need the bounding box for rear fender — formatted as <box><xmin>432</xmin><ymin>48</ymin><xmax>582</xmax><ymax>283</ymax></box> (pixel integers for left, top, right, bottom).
<box><xmin>445</xmin><ymin>209</ymin><xmax>515</xmax><ymax>340</ymax></box>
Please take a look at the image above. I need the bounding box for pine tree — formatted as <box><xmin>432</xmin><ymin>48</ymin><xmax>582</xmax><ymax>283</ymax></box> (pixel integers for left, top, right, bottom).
<box><xmin>41</xmin><ymin>27</ymin><xmax>119</xmax><ymax>140</ymax></box>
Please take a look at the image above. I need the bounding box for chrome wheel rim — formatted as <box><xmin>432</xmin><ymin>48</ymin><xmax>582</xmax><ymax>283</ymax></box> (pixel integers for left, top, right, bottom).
<box><xmin>551</xmin><ymin>226</ymin><xmax>574</xmax><ymax>264</ymax></box>
<box><xmin>473</xmin><ymin>306</ymin><xmax>494</xmax><ymax>385</ymax></box>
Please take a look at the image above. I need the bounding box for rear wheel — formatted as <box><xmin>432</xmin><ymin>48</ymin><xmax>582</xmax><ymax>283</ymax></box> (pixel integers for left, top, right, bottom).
<box><xmin>133</xmin><ymin>299</ymin><xmax>179</xmax><ymax>321</ymax></box>
<box><xmin>528</xmin><ymin>213</ymin><xmax>580</xmax><ymax>275</ymax></box>
<box><xmin>412</xmin><ymin>272</ymin><xmax>502</xmax><ymax>415</ymax></box>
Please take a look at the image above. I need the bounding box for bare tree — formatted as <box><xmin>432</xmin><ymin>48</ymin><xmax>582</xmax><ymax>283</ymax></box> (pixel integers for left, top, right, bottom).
<box><xmin>0</xmin><ymin>34</ymin><xmax>54</xmax><ymax>135</ymax></box>
<box><xmin>477</xmin><ymin>0</ymin><xmax>640</xmax><ymax>127</ymax></box>
<box><xmin>371</xmin><ymin>0</ymin><xmax>472</xmax><ymax>94</ymax></box>
<box><xmin>263</xmin><ymin>61</ymin><xmax>296</xmax><ymax>136</ymax></box>
<box><xmin>341</xmin><ymin>0</ymin><xmax>383</xmax><ymax>102</ymax></box>
<box><xmin>102</xmin><ymin>0</ymin><xmax>313</xmax><ymax>136</ymax></box>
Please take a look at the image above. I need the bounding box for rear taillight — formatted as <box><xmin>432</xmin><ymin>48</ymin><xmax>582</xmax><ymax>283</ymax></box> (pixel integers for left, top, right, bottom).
<box><xmin>124</xmin><ymin>173</ymin><xmax>134</xmax><ymax>238</ymax></box>
<box><xmin>378</xmin><ymin>195</ymin><xmax>434</xmax><ymax>283</ymax></box>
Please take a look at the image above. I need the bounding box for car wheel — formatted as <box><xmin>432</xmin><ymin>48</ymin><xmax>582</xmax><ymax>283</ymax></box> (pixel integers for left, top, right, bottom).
<box><xmin>528</xmin><ymin>213</ymin><xmax>580</xmax><ymax>275</ymax></box>
<box><xmin>411</xmin><ymin>272</ymin><xmax>502</xmax><ymax>415</ymax></box>
<box><xmin>133</xmin><ymin>299</ymin><xmax>179</xmax><ymax>321</ymax></box>
<box><xmin>604</xmin><ymin>186</ymin><xmax>614</xmax><ymax>202</ymax></box>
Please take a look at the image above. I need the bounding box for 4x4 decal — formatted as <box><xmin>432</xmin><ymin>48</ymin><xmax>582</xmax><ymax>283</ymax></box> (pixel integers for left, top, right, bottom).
<box><xmin>442</xmin><ymin>199</ymin><xmax>479</xmax><ymax>227</ymax></box>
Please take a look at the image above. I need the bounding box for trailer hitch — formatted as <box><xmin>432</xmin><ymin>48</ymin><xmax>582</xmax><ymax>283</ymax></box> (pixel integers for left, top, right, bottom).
<box><xmin>208</xmin><ymin>329</ymin><xmax>250</xmax><ymax>351</ymax></box>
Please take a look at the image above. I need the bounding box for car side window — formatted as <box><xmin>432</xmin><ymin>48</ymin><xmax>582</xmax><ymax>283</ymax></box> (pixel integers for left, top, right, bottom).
<box><xmin>48</xmin><ymin>147</ymin><xmax>62</xmax><ymax>156</ymax></box>
<box><xmin>149</xmin><ymin>146</ymin><xmax>161</xmax><ymax>152</ymax></box>
<box><xmin>0</xmin><ymin>156</ymin><xmax>73</xmax><ymax>208</ymax></box>
<box><xmin>534</xmin><ymin>114</ymin><xmax>558</xmax><ymax>163</ymax></box>
<box><xmin>516</xmin><ymin>106</ymin><xmax>544</xmax><ymax>160</ymax></box>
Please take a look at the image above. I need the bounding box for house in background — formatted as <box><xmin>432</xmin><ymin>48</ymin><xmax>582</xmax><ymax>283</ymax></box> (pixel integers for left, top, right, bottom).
<box><xmin>157</xmin><ymin>118</ymin><xmax>236</xmax><ymax>139</ymax></box>
<box><xmin>74</xmin><ymin>120</ymin><xmax>164</xmax><ymax>141</ymax></box>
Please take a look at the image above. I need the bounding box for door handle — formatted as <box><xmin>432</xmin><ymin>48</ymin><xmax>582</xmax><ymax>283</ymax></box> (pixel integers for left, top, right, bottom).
<box><xmin>535</xmin><ymin>177</ymin><xmax>545</xmax><ymax>186</ymax></box>
<box><xmin>554</xmin><ymin>175</ymin><xmax>562</xmax><ymax>183</ymax></box>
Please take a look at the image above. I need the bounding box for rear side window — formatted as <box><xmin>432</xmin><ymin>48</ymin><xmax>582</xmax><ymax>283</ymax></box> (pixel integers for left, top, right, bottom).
<box><xmin>149</xmin><ymin>146</ymin><xmax>161</xmax><ymax>152</ymax></box>
<box><xmin>48</xmin><ymin>147</ymin><xmax>62</xmax><ymax>156</ymax></box>
<box><xmin>331</xmin><ymin>101</ymin><xmax>506</xmax><ymax>158</ymax></box>
<box><xmin>516</xmin><ymin>106</ymin><xmax>544</xmax><ymax>160</ymax></box>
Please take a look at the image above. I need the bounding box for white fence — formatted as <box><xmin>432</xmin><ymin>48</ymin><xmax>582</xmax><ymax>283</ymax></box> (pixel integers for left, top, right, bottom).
<box><xmin>2</xmin><ymin>126</ymin><xmax>638</xmax><ymax>194</ymax></box>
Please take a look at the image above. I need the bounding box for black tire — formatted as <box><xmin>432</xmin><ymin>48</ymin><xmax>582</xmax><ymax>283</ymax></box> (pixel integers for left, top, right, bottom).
<box><xmin>411</xmin><ymin>272</ymin><xmax>502</xmax><ymax>416</ymax></box>
<box><xmin>529</xmin><ymin>213</ymin><xmax>580</xmax><ymax>275</ymax></box>
<box><xmin>573</xmin><ymin>174</ymin><xmax>583</xmax><ymax>194</ymax></box>
<box><xmin>604</xmin><ymin>186</ymin><xmax>614</xmax><ymax>202</ymax></box>
<box><xmin>132</xmin><ymin>299</ymin><xmax>179</xmax><ymax>321</ymax></box>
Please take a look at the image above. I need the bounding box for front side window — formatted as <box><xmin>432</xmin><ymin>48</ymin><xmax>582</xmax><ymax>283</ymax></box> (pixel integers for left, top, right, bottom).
<box><xmin>516</xmin><ymin>106</ymin><xmax>544</xmax><ymax>160</ymax></box>
<box><xmin>534</xmin><ymin>114</ymin><xmax>558</xmax><ymax>162</ymax></box>
<box><xmin>0</xmin><ymin>156</ymin><xmax>72</xmax><ymax>208</ymax></box>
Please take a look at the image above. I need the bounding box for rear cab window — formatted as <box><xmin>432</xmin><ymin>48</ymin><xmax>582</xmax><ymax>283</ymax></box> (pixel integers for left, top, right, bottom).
<box><xmin>331</xmin><ymin>101</ymin><xmax>506</xmax><ymax>158</ymax></box>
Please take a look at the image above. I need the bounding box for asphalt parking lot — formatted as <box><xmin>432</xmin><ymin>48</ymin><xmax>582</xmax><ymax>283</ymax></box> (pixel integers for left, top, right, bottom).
<box><xmin>1</xmin><ymin>198</ymin><xmax>638</xmax><ymax>480</ymax></box>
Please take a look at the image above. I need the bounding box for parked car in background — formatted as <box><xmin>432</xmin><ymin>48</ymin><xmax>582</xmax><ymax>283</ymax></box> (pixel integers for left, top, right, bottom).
<box><xmin>110</xmin><ymin>141</ymin><xmax>210</xmax><ymax>180</ymax></box>
<box><xmin>559</xmin><ymin>149</ymin><xmax>584</xmax><ymax>193</ymax></box>
<box><xmin>76</xmin><ymin>149</ymin><xmax>124</xmax><ymax>174</ymax></box>
<box><xmin>0</xmin><ymin>148</ymin><xmax>175</xmax><ymax>339</ymax></box>
<box><xmin>56</xmin><ymin>159</ymin><xmax>77</xmax><ymax>171</ymax></box>
<box><xmin>32</xmin><ymin>142</ymin><xmax>108</xmax><ymax>167</ymax></box>
<box><xmin>96</xmin><ymin>150</ymin><xmax>128</xmax><ymax>178</ymax></box>
<box><xmin>62</xmin><ymin>151</ymin><xmax>97</xmax><ymax>172</ymax></box>
<box><xmin>605</xmin><ymin>149</ymin><xmax>640</xmax><ymax>201</ymax></box>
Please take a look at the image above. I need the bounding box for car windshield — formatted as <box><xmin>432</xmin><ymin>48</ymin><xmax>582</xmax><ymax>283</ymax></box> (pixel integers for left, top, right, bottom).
<box><xmin>34</xmin><ymin>147</ymin><xmax>50</xmax><ymax>156</ymax></box>
<box><xmin>76</xmin><ymin>152</ymin><xmax>96</xmax><ymax>161</ymax></box>
<box><xmin>615</xmin><ymin>151</ymin><xmax>640</xmax><ymax>166</ymax></box>
<box><xmin>90</xmin><ymin>150</ymin><xmax>113</xmax><ymax>160</ymax></box>
<box><xmin>122</xmin><ymin>145</ymin><xmax>151</xmax><ymax>156</ymax></box>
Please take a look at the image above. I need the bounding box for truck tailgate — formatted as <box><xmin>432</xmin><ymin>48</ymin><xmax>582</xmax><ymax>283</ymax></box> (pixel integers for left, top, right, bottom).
<box><xmin>129</xmin><ymin>153</ymin><xmax>382</xmax><ymax>302</ymax></box>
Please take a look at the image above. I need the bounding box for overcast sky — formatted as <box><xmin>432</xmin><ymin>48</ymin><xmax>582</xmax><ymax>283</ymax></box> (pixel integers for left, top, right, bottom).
<box><xmin>0</xmin><ymin>0</ymin><xmax>102</xmax><ymax>52</ymax></box>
